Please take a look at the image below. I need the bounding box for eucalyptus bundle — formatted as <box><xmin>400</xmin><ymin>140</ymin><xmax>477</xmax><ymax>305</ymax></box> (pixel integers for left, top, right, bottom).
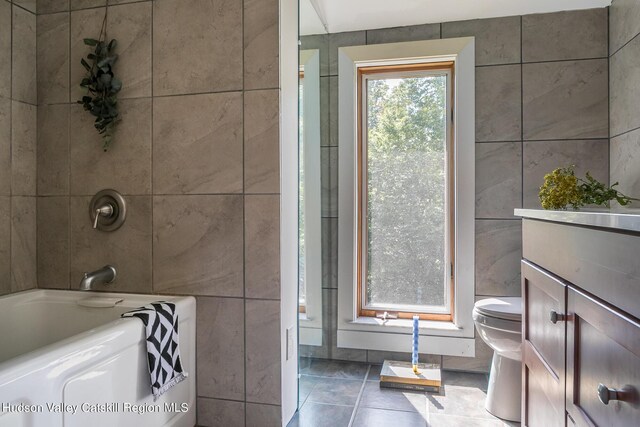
<box><xmin>77</xmin><ymin>4</ymin><xmax>122</xmax><ymax>151</ymax></box>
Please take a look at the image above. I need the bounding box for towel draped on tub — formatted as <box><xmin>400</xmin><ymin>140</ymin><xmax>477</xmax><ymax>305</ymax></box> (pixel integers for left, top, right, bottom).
<box><xmin>122</xmin><ymin>301</ymin><xmax>188</xmax><ymax>401</ymax></box>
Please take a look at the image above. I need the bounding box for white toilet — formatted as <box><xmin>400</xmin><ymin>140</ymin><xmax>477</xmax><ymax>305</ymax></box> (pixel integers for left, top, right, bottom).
<box><xmin>473</xmin><ymin>297</ymin><xmax>522</xmax><ymax>422</ymax></box>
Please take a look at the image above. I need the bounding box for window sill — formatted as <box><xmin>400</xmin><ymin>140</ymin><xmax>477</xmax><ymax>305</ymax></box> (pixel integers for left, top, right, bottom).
<box><xmin>350</xmin><ymin>316</ymin><xmax>461</xmax><ymax>332</ymax></box>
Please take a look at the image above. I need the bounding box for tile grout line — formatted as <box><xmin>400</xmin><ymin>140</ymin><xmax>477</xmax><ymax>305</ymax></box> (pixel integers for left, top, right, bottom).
<box><xmin>347</xmin><ymin>364</ymin><xmax>371</xmax><ymax>427</ymax></box>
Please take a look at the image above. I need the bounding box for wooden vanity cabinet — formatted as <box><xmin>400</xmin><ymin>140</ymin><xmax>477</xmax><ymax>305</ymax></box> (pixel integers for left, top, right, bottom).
<box><xmin>521</xmin><ymin>217</ymin><xmax>640</xmax><ymax>427</ymax></box>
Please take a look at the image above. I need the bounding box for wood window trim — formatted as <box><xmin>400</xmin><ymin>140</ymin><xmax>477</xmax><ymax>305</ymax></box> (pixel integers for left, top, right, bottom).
<box><xmin>355</xmin><ymin>61</ymin><xmax>456</xmax><ymax>322</ymax></box>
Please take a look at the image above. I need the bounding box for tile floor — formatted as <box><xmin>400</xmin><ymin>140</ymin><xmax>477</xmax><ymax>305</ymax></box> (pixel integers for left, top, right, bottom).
<box><xmin>288</xmin><ymin>358</ymin><xmax>521</xmax><ymax>427</ymax></box>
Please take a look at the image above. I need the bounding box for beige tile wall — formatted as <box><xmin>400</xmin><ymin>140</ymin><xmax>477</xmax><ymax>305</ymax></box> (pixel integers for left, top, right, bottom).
<box><xmin>300</xmin><ymin>7</ymin><xmax>610</xmax><ymax>373</ymax></box>
<box><xmin>35</xmin><ymin>0</ymin><xmax>282</xmax><ymax>425</ymax></box>
<box><xmin>0</xmin><ymin>0</ymin><xmax>37</xmax><ymax>297</ymax></box>
<box><xmin>610</xmin><ymin>0</ymin><xmax>640</xmax><ymax>198</ymax></box>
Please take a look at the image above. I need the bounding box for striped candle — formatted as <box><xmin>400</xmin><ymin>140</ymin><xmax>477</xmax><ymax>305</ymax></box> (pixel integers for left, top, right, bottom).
<box><xmin>412</xmin><ymin>315</ymin><xmax>419</xmax><ymax>372</ymax></box>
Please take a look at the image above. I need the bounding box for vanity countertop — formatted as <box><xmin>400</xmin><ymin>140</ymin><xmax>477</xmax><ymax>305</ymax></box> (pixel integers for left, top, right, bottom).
<box><xmin>515</xmin><ymin>208</ymin><xmax>640</xmax><ymax>233</ymax></box>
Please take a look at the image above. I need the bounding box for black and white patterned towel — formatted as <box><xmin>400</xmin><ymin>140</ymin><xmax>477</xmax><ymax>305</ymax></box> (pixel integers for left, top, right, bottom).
<box><xmin>122</xmin><ymin>302</ymin><xmax>188</xmax><ymax>401</ymax></box>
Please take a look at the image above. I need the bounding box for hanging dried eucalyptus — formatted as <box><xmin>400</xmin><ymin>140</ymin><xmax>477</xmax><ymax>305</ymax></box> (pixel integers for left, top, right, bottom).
<box><xmin>77</xmin><ymin>2</ymin><xmax>122</xmax><ymax>151</ymax></box>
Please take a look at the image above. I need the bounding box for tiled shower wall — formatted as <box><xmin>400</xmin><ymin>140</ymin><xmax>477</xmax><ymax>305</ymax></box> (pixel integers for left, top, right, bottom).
<box><xmin>301</xmin><ymin>8</ymin><xmax>610</xmax><ymax>372</ymax></box>
<box><xmin>610</xmin><ymin>0</ymin><xmax>640</xmax><ymax>196</ymax></box>
<box><xmin>35</xmin><ymin>0</ymin><xmax>282</xmax><ymax>426</ymax></box>
<box><xmin>0</xmin><ymin>0</ymin><xmax>37</xmax><ymax>297</ymax></box>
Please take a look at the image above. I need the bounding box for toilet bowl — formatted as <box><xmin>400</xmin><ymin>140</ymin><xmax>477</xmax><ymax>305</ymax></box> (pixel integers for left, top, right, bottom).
<box><xmin>473</xmin><ymin>297</ymin><xmax>522</xmax><ymax>422</ymax></box>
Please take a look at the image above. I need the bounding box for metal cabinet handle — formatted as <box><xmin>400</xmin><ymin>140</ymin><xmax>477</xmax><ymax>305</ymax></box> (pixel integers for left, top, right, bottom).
<box><xmin>549</xmin><ymin>310</ymin><xmax>565</xmax><ymax>324</ymax></box>
<box><xmin>597</xmin><ymin>384</ymin><xmax>620</xmax><ymax>405</ymax></box>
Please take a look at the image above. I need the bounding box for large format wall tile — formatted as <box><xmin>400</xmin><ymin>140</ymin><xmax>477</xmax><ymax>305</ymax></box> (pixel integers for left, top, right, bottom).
<box><xmin>37</xmin><ymin>197</ymin><xmax>69</xmax><ymax>289</ymax></box>
<box><xmin>366</xmin><ymin>23</ymin><xmax>440</xmax><ymax>44</ymax></box>
<box><xmin>320</xmin><ymin>76</ymin><xmax>330</xmax><ymax>146</ymax></box>
<box><xmin>0</xmin><ymin>1</ymin><xmax>10</xmax><ymax>99</ymax></box>
<box><xmin>107</xmin><ymin>1</ymin><xmax>152</xmax><ymax>99</ymax></box>
<box><xmin>12</xmin><ymin>5</ymin><xmax>36</xmax><ymax>105</ymax></box>
<box><xmin>523</xmin><ymin>59</ymin><xmax>608</xmax><ymax>140</ymax></box>
<box><xmin>153</xmin><ymin>0</ymin><xmax>242</xmax><ymax>96</ymax></box>
<box><xmin>153</xmin><ymin>92</ymin><xmax>243</xmax><ymax>195</ymax></box>
<box><xmin>245</xmin><ymin>195</ymin><xmax>280</xmax><ymax>300</ymax></box>
<box><xmin>475</xmin><ymin>219</ymin><xmax>522</xmax><ymax>297</ymax></box>
<box><xmin>246</xmin><ymin>299</ymin><xmax>282</xmax><ymax>405</ymax></box>
<box><xmin>14</xmin><ymin>0</ymin><xmax>36</xmax><ymax>13</ymax></box>
<box><xmin>442</xmin><ymin>16</ymin><xmax>521</xmax><ymax>66</ymax></box>
<box><xmin>246</xmin><ymin>403</ymin><xmax>282</xmax><ymax>427</ymax></box>
<box><xmin>610</xmin><ymin>128</ymin><xmax>640</xmax><ymax>201</ymax></box>
<box><xmin>442</xmin><ymin>330</ymin><xmax>493</xmax><ymax>373</ymax></box>
<box><xmin>196</xmin><ymin>296</ymin><xmax>245</xmax><ymax>401</ymax></box>
<box><xmin>328</xmin><ymin>76</ymin><xmax>338</xmax><ymax>146</ymax></box>
<box><xmin>38</xmin><ymin>0</ymin><xmax>69</xmax><ymax>14</ymax></box>
<box><xmin>321</xmin><ymin>146</ymin><xmax>338</xmax><ymax>217</ymax></box>
<box><xmin>475</xmin><ymin>142</ymin><xmax>522</xmax><ymax>219</ymax></box>
<box><xmin>244</xmin><ymin>89</ymin><xmax>280</xmax><ymax>193</ymax></box>
<box><xmin>244</xmin><ymin>0</ymin><xmax>278</xmax><ymax>90</ymax></box>
<box><xmin>475</xmin><ymin>64</ymin><xmax>521</xmax><ymax>142</ymax></box>
<box><xmin>37</xmin><ymin>12</ymin><xmax>69</xmax><ymax>105</ymax></box>
<box><xmin>610</xmin><ymin>35</ymin><xmax>640</xmax><ymax>137</ymax></box>
<box><xmin>0</xmin><ymin>197</ymin><xmax>10</xmax><ymax>295</ymax></box>
<box><xmin>11</xmin><ymin>101</ymin><xmax>37</xmax><ymax>196</ymax></box>
<box><xmin>0</xmin><ymin>98</ymin><xmax>9</xmax><ymax>196</ymax></box>
<box><xmin>197</xmin><ymin>397</ymin><xmax>245</xmax><ymax>427</ymax></box>
<box><xmin>610</xmin><ymin>0</ymin><xmax>640</xmax><ymax>54</ymax></box>
<box><xmin>300</xmin><ymin>289</ymin><xmax>367</xmax><ymax>362</ymax></box>
<box><xmin>69</xmin><ymin>195</ymin><xmax>152</xmax><ymax>293</ymax></box>
<box><xmin>70</xmin><ymin>0</ymin><xmax>104</xmax><ymax>9</ymax></box>
<box><xmin>301</xmin><ymin>34</ymin><xmax>329</xmax><ymax>77</ymax></box>
<box><xmin>153</xmin><ymin>195</ymin><xmax>243</xmax><ymax>296</ymax></box>
<box><xmin>321</xmin><ymin>218</ymin><xmax>337</xmax><ymax>289</ymax></box>
<box><xmin>11</xmin><ymin>197</ymin><xmax>37</xmax><ymax>292</ymax></box>
<box><xmin>522</xmin><ymin>140</ymin><xmax>609</xmax><ymax>208</ymax></box>
<box><xmin>70</xmin><ymin>98</ymin><xmax>152</xmax><ymax>195</ymax></box>
<box><xmin>522</xmin><ymin>9</ymin><xmax>607</xmax><ymax>62</ymax></box>
<box><xmin>37</xmin><ymin>104</ymin><xmax>69</xmax><ymax>195</ymax></box>
<box><xmin>328</xmin><ymin>31</ymin><xmax>366</xmax><ymax>76</ymax></box>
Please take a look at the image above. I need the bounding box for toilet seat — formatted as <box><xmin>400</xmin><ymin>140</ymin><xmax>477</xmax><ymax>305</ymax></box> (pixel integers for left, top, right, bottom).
<box><xmin>474</xmin><ymin>297</ymin><xmax>522</xmax><ymax>322</ymax></box>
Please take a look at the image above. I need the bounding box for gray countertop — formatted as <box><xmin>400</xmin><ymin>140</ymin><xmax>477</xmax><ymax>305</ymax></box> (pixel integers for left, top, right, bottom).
<box><xmin>514</xmin><ymin>208</ymin><xmax>640</xmax><ymax>233</ymax></box>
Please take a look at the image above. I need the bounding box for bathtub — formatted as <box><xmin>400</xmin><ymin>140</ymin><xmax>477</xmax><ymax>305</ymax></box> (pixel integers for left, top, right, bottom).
<box><xmin>0</xmin><ymin>289</ymin><xmax>196</xmax><ymax>427</ymax></box>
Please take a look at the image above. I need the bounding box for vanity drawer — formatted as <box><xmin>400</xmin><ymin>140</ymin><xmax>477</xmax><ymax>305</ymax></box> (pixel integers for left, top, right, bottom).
<box><xmin>566</xmin><ymin>286</ymin><xmax>640</xmax><ymax>427</ymax></box>
<box><xmin>522</xmin><ymin>260</ymin><xmax>567</xmax><ymax>426</ymax></box>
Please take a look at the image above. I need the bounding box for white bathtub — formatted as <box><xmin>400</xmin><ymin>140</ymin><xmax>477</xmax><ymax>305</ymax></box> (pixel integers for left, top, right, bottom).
<box><xmin>0</xmin><ymin>289</ymin><xmax>196</xmax><ymax>427</ymax></box>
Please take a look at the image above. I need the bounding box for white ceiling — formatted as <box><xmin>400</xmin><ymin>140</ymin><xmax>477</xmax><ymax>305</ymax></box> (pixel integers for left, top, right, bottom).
<box><xmin>301</xmin><ymin>0</ymin><xmax>611</xmax><ymax>35</ymax></box>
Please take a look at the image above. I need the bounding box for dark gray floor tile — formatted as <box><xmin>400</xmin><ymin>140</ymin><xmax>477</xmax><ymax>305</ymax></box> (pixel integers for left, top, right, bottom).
<box><xmin>288</xmin><ymin>402</ymin><xmax>353</xmax><ymax>427</ymax></box>
<box><xmin>429</xmin><ymin>414</ymin><xmax>504</xmax><ymax>426</ymax></box>
<box><xmin>306</xmin><ymin>377</ymin><xmax>364</xmax><ymax>406</ymax></box>
<box><xmin>367</xmin><ymin>365</ymin><xmax>382</xmax><ymax>381</ymax></box>
<box><xmin>359</xmin><ymin>381</ymin><xmax>428</xmax><ymax>415</ymax></box>
<box><xmin>299</xmin><ymin>375</ymin><xmax>318</xmax><ymax>406</ymax></box>
<box><xmin>352</xmin><ymin>407</ymin><xmax>428</xmax><ymax>427</ymax></box>
<box><xmin>427</xmin><ymin>376</ymin><xmax>494</xmax><ymax>420</ymax></box>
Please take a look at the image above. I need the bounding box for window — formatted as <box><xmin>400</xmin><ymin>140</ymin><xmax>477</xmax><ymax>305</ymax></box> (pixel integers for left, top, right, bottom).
<box><xmin>337</xmin><ymin>38</ymin><xmax>476</xmax><ymax>355</ymax></box>
<box><xmin>298</xmin><ymin>70</ymin><xmax>306</xmax><ymax>314</ymax></box>
<box><xmin>357</xmin><ymin>63</ymin><xmax>454</xmax><ymax>321</ymax></box>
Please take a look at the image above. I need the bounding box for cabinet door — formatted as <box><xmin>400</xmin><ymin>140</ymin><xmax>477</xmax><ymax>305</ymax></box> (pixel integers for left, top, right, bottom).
<box><xmin>566</xmin><ymin>286</ymin><xmax>640</xmax><ymax>427</ymax></box>
<box><xmin>522</xmin><ymin>261</ymin><xmax>567</xmax><ymax>427</ymax></box>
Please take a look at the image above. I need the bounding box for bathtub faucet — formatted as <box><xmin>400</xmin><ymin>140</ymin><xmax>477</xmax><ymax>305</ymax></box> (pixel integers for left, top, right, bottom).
<box><xmin>79</xmin><ymin>265</ymin><xmax>117</xmax><ymax>291</ymax></box>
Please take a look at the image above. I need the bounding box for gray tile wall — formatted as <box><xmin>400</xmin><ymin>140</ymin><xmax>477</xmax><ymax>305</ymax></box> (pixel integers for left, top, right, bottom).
<box><xmin>301</xmin><ymin>7</ymin><xmax>609</xmax><ymax>373</ymax></box>
<box><xmin>610</xmin><ymin>0</ymin><xmax>640</xmax><ymax>198</ymax></box>
<box><xmin>0</xmin><ymin>0</ymin><xmax>37</xmax><ymax>297</ymax></box>
<box><xmin>35</xmin><ymin>0</ymin><xmax>282</xmax><ymax>425</ymax></box>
